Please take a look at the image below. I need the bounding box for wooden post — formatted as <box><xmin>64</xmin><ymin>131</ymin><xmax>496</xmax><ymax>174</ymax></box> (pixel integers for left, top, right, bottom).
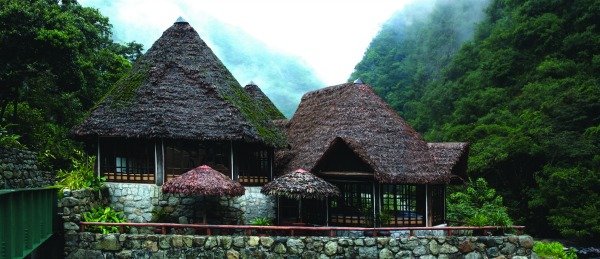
<box><xmin>155</xmin><ymin>140</ymin><xmax>164</xmax><ymax>186</ymax></box>
<box><xmin>425</xmin><ymin>185</ymin><xmax>429</xmax><ymax>227</ymax></box>
<box><xmin>230</xmin><ymin>141</ymin><xmax>234</xmax><ymax>180</ymax></box>
<box><xmin>96</xmin><ymin>137</ymin><xmax>101</xmax><ymax>177</ymax></box>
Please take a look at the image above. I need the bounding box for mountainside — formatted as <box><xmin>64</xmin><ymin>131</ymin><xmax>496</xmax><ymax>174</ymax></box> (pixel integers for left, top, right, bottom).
<box><xmin>352</xmin><ymin>0</ymin><xmax>600</xmax><ymax>240</ymax></box>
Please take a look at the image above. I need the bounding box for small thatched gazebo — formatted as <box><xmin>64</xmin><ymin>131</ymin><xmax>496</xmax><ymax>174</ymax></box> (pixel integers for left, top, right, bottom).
<box><xmin>262</xmin><ymin>168</ymin><xmax>339</xmax><ymax>225</ymax></box>
<box><xmin>278</xmin><ymin>81</ymin><xmax>469</xmax><ymax>227</ymax></box>
<box><xmin>72</xmin><ymin>18</ymin><xmax>285</xmax><ymax>187</ymax></box>
<box><xmin>162</xmin><ymin>165</ymin><xmax>245</xmax><ymax>196</ymax></box>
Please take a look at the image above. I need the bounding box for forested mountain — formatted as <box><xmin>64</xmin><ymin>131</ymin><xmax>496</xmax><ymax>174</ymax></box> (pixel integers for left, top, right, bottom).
<box><xmin>352</xmin><ymin>0</ymin><xmax>600</xmax><ymax>240</ymax></box>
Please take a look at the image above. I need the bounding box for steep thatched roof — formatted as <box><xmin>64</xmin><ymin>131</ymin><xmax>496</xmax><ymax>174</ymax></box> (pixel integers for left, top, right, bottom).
<box><xmin>244</xmin><ymin>83</ymin><xmax>286</xmax><ymax>120</ymax></box>
<box><xmin>261</xmin><ymin>169</ymin><xmax>339</xmax><ymax>199</ymax></box>
<box><xmin>72</xmin><ymin>20</ymin><xmax>285</xmax><ymax>147</ymax></box>
<box><xmin>428</xmin><ymin>142</ymin><xmax>469</xmax><ymax>182</ymax></box>
<box><xmin>281</xmin><ymin>82</ymin><xmax>463</xmax><ymax>184</ymax></box>
<box><xmin>162</xmin><ymin>165</ymin><xmax>245</xmax><ymax>196</ymax></box>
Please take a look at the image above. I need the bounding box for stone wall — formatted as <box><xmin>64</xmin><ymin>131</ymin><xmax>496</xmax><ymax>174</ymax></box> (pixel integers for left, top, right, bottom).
<box><xmin>0</xmin><ymin>146</ymin><xmax>53</xmax><ymax>189</ymax></box>
<box><xmin>105</xmin><ymin>183</ymin><xmax>275</xmax><ymax>225</ymax></box>
<box><xmin>67</xmin><ymin>233</ymin><xmax>535</xmax><ymax>259</ymax></box>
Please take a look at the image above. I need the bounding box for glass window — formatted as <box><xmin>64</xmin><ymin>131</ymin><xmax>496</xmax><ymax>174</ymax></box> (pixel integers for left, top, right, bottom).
<box><xmin>99</xmin><ymin>138</ymin><xmax>155</xmax><ymax>183</ymax></box>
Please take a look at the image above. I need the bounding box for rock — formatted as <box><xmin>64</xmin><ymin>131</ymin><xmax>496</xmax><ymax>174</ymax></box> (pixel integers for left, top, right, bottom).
<box><xmin>324</xmin><ymin>241</ymin><xmax>338</xmax><ymax>256</ymax></box>
<box><xmin>233</xmin><ymin>236</ymin><xmax>245</xmax><ymax>248</ymax></box>
<box><xmin>260</xmin><ymin>237</ymin><xmax>274</xmax><ymax>248</ymax></box>
<box><xmin>61</xmin><ymin>197</ymin><xmax>80</xmax><ymax>207</ymax></box>
<box><xmin>67</xmin><ymin>249</ymin><xmax>103</xmax><ymax>259</ymax></box>
<box><xmin>358</xmin><ymin>247</ymin><xmax>377</xmax><ymax>258</ymax></box>
<box><xmin>379</xmin><ymin>248</ymin><xmax>394</xmax><ymax>259</ymax></box>
<box><xmin>459</xmin><ymin>239</ymin><xmax>475</xmax><ymax>253</ymax></box>
<box><xmin>487</xmin><ymin>247</ymin><xmax>500</xmax><ymax>257</ymax></box>
<box><xmin>440</xmin><ymin>243</ymin><xmax>459</xmax><ymax>254</ymax></box>
<box><xmin>95</xmin><ymin>234</ymin><xmax>121</xmax><ymax>251</ymax></box>
<box><xmin>274</xmin><ymin>243</ymin><xmax>287</xmax><ymax>254</ymax></box>
<box><xmin>420</xmin><ymin>255</ymin><xmax>436</xmax><ymax>259</ymax></box>
<box><xmin>204</xmin><ymin>236</ymin><xmax>218</xmax><ymax>249</ymax></box>
<box><xmin>193</xmin><ymin>236</ymin><xmax>206</xmax><ymax>246</ymax></box>
<box><xmin>227</xmin><ymin>249</ymin><xmax>240</xmax><ymax>259</ymax></box>
<box><xmin>377</xmin><ymin>238</ymin><xmax>389</xmax><ymax>246</ymax></box>
<box><xmin>364</xmin><ymin>237</ymin><xmax>376</xmax><ymax>246</ymax></box>
<box><xmin>183</xmin><ymin>236</ymin><xmax>193</xmax><ymax>247</ymax></box>
<box><xmin>413</xmin><ymin>245</ymin><xmax>428</xmax><ymax>256</ymax></box>
<box><xmin>501</xmin><ymin>242</ymin><xmax>516</xmax><ymax>254</ymax></box>
<box><xmin>171</xmin><ymin>235</ymin><xmax>183</xmax><ymax>248</ymax></box>
<box><xmin>465</xmin><ymin>252</ymin><xmax>482</xmax><ymax>259</ymax></box>
<box><xmin>388</xmin><ymin>238</ymin><xmax>398</xmax><ymax>247</ymax></box>
<box><xmin>219</xmin><ymin>236</ymin><xmax>232</xmax><ymax>249</ymax></box>
<box><xmin>429</xmin><ymin>240</ymin><xmax>440</xmax><ymax>255</ymax></box>
<box><xmin>159</xmin><ymin>236</ymin><xmax>171</xmax><ymax>249</ymax></box>
<box><xmin>64</xmin><ymin>222</ymin><xmax>79</xmax><ymax>231</ymax></box>
<box><xmin>395</xmin><ymin>250</ymin><xmax>412</xmax><ymax>258</ymax></box>
<box><xmin>354</xmin><ymin>239</ymin><xmax>364</xmax><ymax>246</ymax></box>
<box><xmin>143</xmin><ymin>240</ymin><xmax>158</xmax><ymax>252</ymax></box>
<box><xmin>513</xmin><ymin>256</ymin><xmax>529</xmax><ymax>259</ymax></box>
<box><xmin>518</xmin><ymin>236</ymin><xmax>533</xmax><ymax>249</ymax></box>
<box><xmin>248</xmin><ymin>236</ymin><xmax>260</xmax><ymax>247</ymax></box>
<box><xmin>287</xmin><ymin>238</ymin><xmax>305</xmax><ymax>254</ymax></box>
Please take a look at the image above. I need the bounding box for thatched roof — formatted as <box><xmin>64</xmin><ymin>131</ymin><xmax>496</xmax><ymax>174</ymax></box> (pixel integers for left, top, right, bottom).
<box><xmin>427</xmin><ymin>142</ymin><xmax>469</xmax><ymax>182</ymax></box>
<box><xmin>244</xmin><ymin>83</ymin><xmax>286</xmax><ymax>120</ymax></box>
<box><xmin>72</xmin><ymin>20</ymin><xmax>285</xmax><ymax>147</ymax></box>
<box><xmin>162</xmin><ymin>165</ymin><xmax>245</xmax><ymax>196</ymax></box>
<box><xmin>281</xmin><ymin>82</ymin><xmax>466</xmax><ymax>184</ymax></box>
<box><xmin>261</xmin><ymin>169</ymin><xmax>339</xmax><ymax>199</ymax></box>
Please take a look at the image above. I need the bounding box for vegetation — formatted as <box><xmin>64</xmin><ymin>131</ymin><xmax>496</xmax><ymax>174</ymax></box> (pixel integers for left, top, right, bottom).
<box><xmin>249</xmin><ymin>217</ymin><xmax>273</xmax><ymax>226</ymax></box>
<box><xmin>533</xmin><ymin>241</ymin><xmax>577</xmax><ymax>259</ymax></box>
<box><xmin>82</xmin><ymin>206</ymin><xmax>127</xmax><ymax>234</ymax></box>
<box><xmin>447</xmin><ymin>178</ymin><xmax>513</xmax><ymax>226</ymax></box>
<box><xmin>55</xmin><ymin>150</ymin><xmax>104</xmax><ymax>194</ymax></box>
<box><xmin>352</xmin><ymin>0</ymin><xmax>599</xmax><ymax>240</ymax></box>
<box><xmin>0</xmin><ymin>0</ymin><xmax>141</xmax><ymax>170</ymax></box>
<box><xmin>0</xmin><ymin>124</ymin><xmax>23</xmax><ymax>149</ymax></box>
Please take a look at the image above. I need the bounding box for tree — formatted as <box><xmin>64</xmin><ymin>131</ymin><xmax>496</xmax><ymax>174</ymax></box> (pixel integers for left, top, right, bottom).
<box><xmin>0</xmin><ymin>0</ymin><xmax>140</xmax><ymax>169</ymax></box>
<box><xmin>447</xmin><ymin>178</ymin><xmax>513</xmax><ymax>226</ymax></box>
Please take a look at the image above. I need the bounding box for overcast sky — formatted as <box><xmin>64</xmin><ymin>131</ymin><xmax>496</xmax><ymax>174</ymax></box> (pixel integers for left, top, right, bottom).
<box><xmin>79</xmin><ymin>0</ymin><xmax>411</xmax><ymax>85</ymax></box>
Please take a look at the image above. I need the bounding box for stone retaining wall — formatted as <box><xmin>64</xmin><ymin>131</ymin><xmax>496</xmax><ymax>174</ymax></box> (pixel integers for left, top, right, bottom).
<box><xmin>105</xmin><ymin>183</ymin><xmax>275</xmax><ymax>224</ymax></box>
<box><xmin>0</xmin><ymin>146</ymin><xmax>53</xmax><ymax>189</ymax></box>
<box><xmin>67</xmin><ymin>233</ymin><xmax>534</xmax><ymax>258</ymax></box>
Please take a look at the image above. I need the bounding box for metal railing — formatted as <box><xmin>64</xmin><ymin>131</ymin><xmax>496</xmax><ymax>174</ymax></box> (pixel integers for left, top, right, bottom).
<box><xmin>80</xmin><ymin>222</ymin><xmax>524</xmax><ymax>237</ymax></box>
<box><xmin>0</xmin><ymin>187</ymin><xmax>57</xmax><ymax>259</ymax></box>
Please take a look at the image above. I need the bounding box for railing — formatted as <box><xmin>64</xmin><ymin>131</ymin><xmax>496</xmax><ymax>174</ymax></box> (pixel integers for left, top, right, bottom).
<box><xmin>80</xmin><ymin>222</ymin><xmax>524</xmax><ymax>237</ymax></box>
<box><xmin>0</xmin><ymin>187</ymin><xmax>57</xmax><ymax>259</ymax></box>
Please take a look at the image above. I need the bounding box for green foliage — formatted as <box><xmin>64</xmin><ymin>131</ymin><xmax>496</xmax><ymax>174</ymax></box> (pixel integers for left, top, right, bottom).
<box><xmin>352</xmin><ymin>0</ymin><xmax>599</xmax><ymax>239</ymax></box>
<box><xmin>55</xmin><ymin>150</ymin><xmax>104</xmax><ymax>193</ymax></box>
<box><xmin>447</xmin><ymin>178</ymin><xmax>513</xmax><ymax>226</ymax></box>
<box><xmin>533</xmin><ymin>241</ymin><xmax>577</xmax><ymax>259</ymax></box>
<box><xmin>82</xmin><ymin>206</ymin><xmax>127</xmax><ymax>234</ymax></box>
<box><xmin>151</xmin><ymin>208</ymin><xmax>175</xmax><ymax>223</ymax></box>
<box><xmin>0</xmin><ymin>124</ymin><xmax>23</xmax><ymax>149</ymax></box>
<box><xmin>249</xmin><ymin>217</ymin><xmax>273</xmax><ymax>226</ymax></box>
<box><xmin>0</xmin><ymin>0</ymin><xmax>138</xmax><ymax>171</ymax></box>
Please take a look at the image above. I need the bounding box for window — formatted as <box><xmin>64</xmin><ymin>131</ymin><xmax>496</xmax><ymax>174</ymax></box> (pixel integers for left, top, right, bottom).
<box><xmin>164</xmin><ymin>141</ymin><xmax>229</xmax><ymax>181</ymax></box>
<box><xmin>99</xmin><ymin>138</ymin><xmax>155</xmax><ymax>183</ymax></box>
<box><xmin>236</xmin><ymin>144</ymin><xmax>271</xmax><ymax>186</ymax></box>
<box><xmin>380</xmin><ymin>184</ymin><xmax>424</xmax><ymax>226</ymax></box>
<box><xmin>329</xmin><ymin>181</ymin><xmax>374</xmax><ymax>226</ymax></box>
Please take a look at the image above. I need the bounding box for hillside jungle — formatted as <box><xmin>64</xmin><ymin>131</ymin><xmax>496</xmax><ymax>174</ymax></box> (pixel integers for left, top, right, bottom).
<box><xmin>1</xmin><ymin>0</ymin><xmax>598</xmax><ymax>248</ymax></box>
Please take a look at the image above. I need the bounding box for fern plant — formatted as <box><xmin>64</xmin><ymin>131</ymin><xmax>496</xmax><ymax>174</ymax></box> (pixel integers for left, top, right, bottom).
<box><xmin>82</xmin><ymin>206</ymin><xmax>127</xmax><ymax>234</ymax></box>
<box><xmin>250</xmin><ymin>217</ymin><xmax>273</xmax><ymax>226</ymax></box>
<box><xmin>55</xmin><ymin>149</ymin><xmax>104</xmax><ymax>194</ymax></box>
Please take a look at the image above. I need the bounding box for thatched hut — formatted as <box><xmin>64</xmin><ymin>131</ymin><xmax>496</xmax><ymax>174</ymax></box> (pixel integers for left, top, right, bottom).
<box><xmin>278</xmin><ymin>82</ymin><xmax>469</xmax><ymax>227</ymax></box>
<box><xmin>72</xmin><ymin>18</ymin><xmax>285</xmax><ymax>187</ymax></box>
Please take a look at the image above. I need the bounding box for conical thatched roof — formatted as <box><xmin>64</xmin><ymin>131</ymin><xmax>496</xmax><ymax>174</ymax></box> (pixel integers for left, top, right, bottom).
<box><xmin>261</xmin><ymin>169</ymin><xmax>339</xmax><ymax>199</ymax></box>
<box><xmin>162</xmin><ymin>165</ymin><xmax>245</xmax><ymax>196</ymax></box>
<box><xmin>281</xmin><ymin>82</ymin><xmax>468</xmax><ymax>184</ymax></box>
<box><xmin>244</xmin><ymin>83</ymin><xmax>286</xmax><ymax>120</ymax></box>
<box><xmin>72</xmin><ymin>20</ymin><xmax>285</xmax><ymax>147</ymax></box>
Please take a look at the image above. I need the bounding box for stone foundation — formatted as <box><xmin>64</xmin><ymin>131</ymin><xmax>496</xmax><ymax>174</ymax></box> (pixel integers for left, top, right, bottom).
<box><xmin>104</xmin><ymin>183</ymin><xmax>275</xmax><ymax>224</ymax></box>
<box><xmin>66</xmin><ymin>233</ymin><xmax>535</xmax><ymax>259</ymax></box>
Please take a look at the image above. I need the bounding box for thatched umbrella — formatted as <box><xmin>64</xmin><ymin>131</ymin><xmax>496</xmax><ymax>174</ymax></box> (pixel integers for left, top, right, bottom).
<box><xmin>261</xmin><ymin>168</ymin><xmax>339</xmax><ymax>224</ymax></box>
<box><xmin>162</xmin><ymin>165</ymin><xmax>245</xmax><ymax>196</ymax></box>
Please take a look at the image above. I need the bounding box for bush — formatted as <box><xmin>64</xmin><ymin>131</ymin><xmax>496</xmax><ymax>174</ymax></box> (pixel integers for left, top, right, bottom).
<box><xmin>533</xmin><ymin>241</ymin><xmax>577</xmax><ymax>259</ymax></box>
<box><xmin>82</xmin><ymin>206</ymin><xmax>127</xmax><ymax>234</ymax></box>
<box><xmin>447</xmin><ymin>178</ymin><xmax>513</xmax><ymax>226</ymax></box>
<box><xmin>0</xmin><ymin>124</ymin><xmax>24</xmax><ymax>149</ymax></box>
<box><xmin>55</xmin><ymin>149</ymin><xmax>104</xmax><ymax>193</ymax></box>
<box><xmin>250</xmin><ymin>217</ymin><xmax>273</xmax><ymax>226</ymax></box>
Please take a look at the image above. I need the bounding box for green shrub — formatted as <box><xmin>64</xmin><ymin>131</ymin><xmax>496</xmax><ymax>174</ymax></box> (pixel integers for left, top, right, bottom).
<box><xmin>533</xmin><ymin>241</ymin><xmax>577</xmax><ymax>259</ymax></box>
<box><xmin>448</xmin><ymin>178</ymin><xmax>513</xmax><ymax>226</ymax></box>
<box><xmin>82</xmin><ymin>206</ymin><xmax>127</xmax><ymax>234</ymax></box>
<box><xmin>250</xmin><ymin>217</ymin><xmax>273</xmax><ymax>226</ymax></box>
<box><xmin>0</xmin><ymin>124</ymin><xmax>24</xmax><ymax>149</ymax></box>
<box><xmin>55</xmin><ymin>149</ymin><xmax>104</xmax><ymax>193</ymax></box>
